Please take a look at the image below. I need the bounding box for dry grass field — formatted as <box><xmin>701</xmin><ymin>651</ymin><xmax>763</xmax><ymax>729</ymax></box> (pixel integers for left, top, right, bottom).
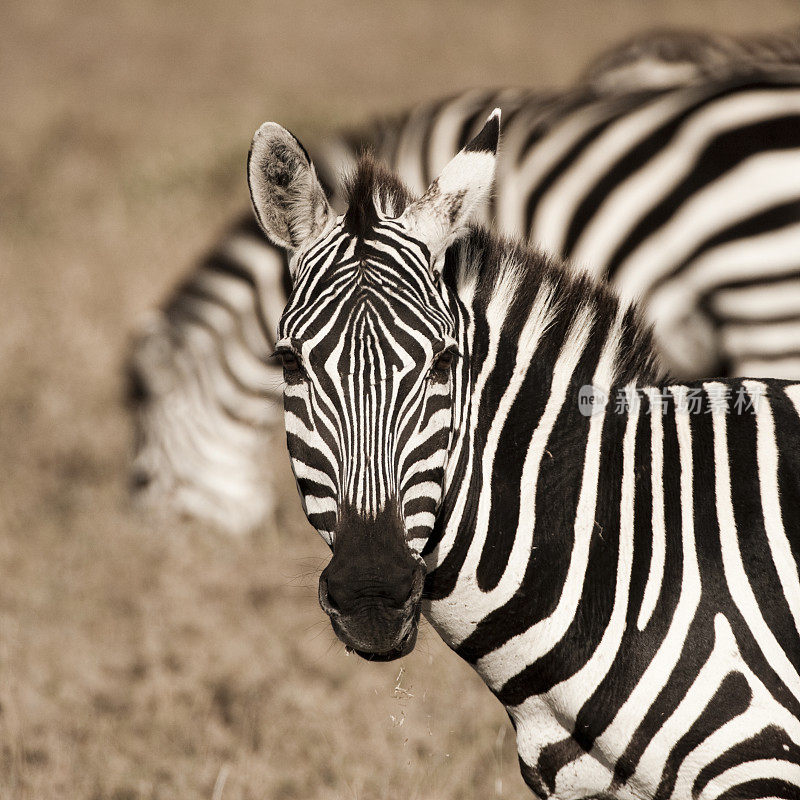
<box><xmin>2</xmin><ymin>1</ymin><xmax>800</xmax><ymax>798</ymax></box>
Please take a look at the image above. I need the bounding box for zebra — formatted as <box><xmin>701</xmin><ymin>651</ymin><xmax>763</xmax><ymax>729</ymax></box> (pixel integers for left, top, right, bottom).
<box><xmin>129</xmin><ymin>51</ymin><xmax>800</xmax><ymax>533</ymax></box>
<box><xmin>248</xmin><ymin>110</ymin><xmax>800</xmax><ymax>800</ymax></box>
<box><xmin>126</xmin><ymin>222</ymin><xmax>287</xmax><ymax>532</ymax></box>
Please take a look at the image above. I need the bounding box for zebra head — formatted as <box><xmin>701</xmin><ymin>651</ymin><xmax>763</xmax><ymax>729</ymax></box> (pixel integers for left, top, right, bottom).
<box><xmin>248</xmin><ymin>111</ymin><xmax>500</xmax><ymax>660</ymax></box>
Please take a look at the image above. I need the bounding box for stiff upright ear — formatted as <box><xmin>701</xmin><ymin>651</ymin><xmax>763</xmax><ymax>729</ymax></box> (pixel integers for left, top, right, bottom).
<box><xmin>399</xmin><ymin>108</ymin><xmax>500</xmax><ymax>273</ymax></box>
<box><xmin>247</xmin><ymin>123</ymin><xmax>333</xmax><ymax>252</ymax></box>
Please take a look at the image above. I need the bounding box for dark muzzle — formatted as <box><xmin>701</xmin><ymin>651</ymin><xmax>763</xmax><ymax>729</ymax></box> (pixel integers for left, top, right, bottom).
<box><xmin>318</xmin><ymin>504</ymin><xmax>426</xmax><ymax>661</ymax></box>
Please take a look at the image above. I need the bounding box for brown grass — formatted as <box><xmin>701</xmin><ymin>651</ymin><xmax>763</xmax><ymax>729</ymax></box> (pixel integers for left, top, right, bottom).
<box><xmin>2</xmin><ymin>1</ymin><xmax>799</xmax><ymax>797</ymax></box>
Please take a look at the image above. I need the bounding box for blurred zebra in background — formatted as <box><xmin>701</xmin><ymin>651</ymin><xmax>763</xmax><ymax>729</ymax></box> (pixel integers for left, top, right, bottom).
<box><xmin>128</xmin><ymin>28</ymin><xmax>800</xmax><ymax>532</ymax></box>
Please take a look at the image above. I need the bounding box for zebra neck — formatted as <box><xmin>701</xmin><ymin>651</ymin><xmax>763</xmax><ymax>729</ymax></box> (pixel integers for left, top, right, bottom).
<box><xmin>439</xmin><ymin>229</ymin><xmax>662</xmax><ymax>504</ymax></box>
<box><xmin>423</xmin><ymin>231</ymin><xmax>662</xmax><ymax>646</ymax></box>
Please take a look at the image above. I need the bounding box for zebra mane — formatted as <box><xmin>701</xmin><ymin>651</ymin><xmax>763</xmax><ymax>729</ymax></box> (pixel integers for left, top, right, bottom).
<box><xmin>444</xmin><ymin>228</ymin><xmax>665</xmax><ymax>387</ymax></box>
<box><xmin>342</xmin><ymin>155</ymin><xmax>415</xmax><ymax>238</ymax></box>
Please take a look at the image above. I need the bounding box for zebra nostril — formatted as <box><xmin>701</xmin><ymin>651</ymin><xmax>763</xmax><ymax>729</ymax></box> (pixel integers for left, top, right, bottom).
<box><xmin>130</xmin><ymin>469</ymin><xmax>152</xmax><ymax>491</ymax></box>
<box><xmin>402</xmin><ymin>565</ymin><xmax>425</xmax><ymax>608</ymax></box>
<box><xmin>319</xmin><ymin>571</ymin><xmax>340</xmax><ymax>614</ymax></box>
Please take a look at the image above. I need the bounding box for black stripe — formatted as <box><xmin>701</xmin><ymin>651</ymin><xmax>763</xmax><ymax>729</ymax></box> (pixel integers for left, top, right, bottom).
<box><xmin>694</xmin><ymin>725</ymin><xmax>800</xmax><ymax>798</ymax></box>
<box><xmin>652</xmin><ymin>671</ymin><xmax>751</xmax><ymax>800</ymax></box>
<box><xmin>715</xmin><ymin>778</ymin><xmax>800</xmax><ymax>800</ymax></box>
<box><xmin>608</xmin><ymin>110</ymin><xmax>800</xmax><ymax>280</ymax></box>
<box><xmin>464</xmin><ymin>110</ymin><xmax>499</xmax><ymax>155</ymax></box>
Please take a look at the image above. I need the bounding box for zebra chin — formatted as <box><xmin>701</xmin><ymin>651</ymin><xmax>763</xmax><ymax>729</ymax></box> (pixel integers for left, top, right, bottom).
<box><xmin>332</xmin><ymin>605</ymin><xmax>422</xmax><ymax>662</ymax></box>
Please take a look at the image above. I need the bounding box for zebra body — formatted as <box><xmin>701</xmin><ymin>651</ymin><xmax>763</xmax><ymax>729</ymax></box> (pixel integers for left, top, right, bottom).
<box><xmin>430</xmin><ymin>359</ymin><xmax>800</xmax><ymax>797</ymax></box>
<box><xmin>130</xmin><ymin>46</ymin><xmax>800</xmax><ymax>532</ymax></box>
<box><xmin>248</xmin><ymin>113</ymin><xmax>800</xmax><ymax>799</ymax></box>
<box><xmin>127</xmin><ymin>237</ymin><xmax>286</xmax><ymax>531</ymax></box>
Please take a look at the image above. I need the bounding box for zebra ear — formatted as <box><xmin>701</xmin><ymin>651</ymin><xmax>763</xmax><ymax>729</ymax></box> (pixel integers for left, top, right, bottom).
<box><xmin>247</xmin><ymin>122</ymin><xmax>333</xmax><ymax>253</ymax></box>
<box><xmin>399</xmin><ymin>108</ymin><xmax>500</xmax><ymax>273</ymax></box>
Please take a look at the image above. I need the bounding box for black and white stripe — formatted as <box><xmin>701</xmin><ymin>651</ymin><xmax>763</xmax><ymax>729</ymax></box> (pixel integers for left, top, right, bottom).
<box><xmin>251</xmin><ymin>112</ymin><xmax>800</xmax><ymax>799</ymax></box>
<box><xmin>129</xmin><ymin>32</ymin><xmax>800</xmax><ymax>531</ymax></box>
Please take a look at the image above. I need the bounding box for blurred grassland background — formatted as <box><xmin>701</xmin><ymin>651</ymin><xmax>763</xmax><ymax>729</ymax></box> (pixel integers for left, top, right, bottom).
<box><xmin>2</xmin><ymin>1</ymin><xmax>800</xmax><ymax>798</ymax></box>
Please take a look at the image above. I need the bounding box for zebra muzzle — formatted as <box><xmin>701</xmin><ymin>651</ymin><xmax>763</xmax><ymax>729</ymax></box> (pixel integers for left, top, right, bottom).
<box><xmin>318</xmin><ymin>556</ymin><xmax>425</xmax><ymax>661</ymax></box>
<box><xmin>317</xmin><ymin>502</ymin><xmax>427</xmax><ymax>660</ymax></box>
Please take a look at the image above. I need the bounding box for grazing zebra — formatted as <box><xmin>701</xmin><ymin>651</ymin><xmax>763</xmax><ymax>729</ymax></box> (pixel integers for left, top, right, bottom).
<box><xmin>129</xmin><ymin>52</ymin><xmax>800</xmax><ymax>532</ymax></box>
<box><xmin>248</xmin><ymin>111</ymin><xmax>800</xmax><ymax>800</ymax></box>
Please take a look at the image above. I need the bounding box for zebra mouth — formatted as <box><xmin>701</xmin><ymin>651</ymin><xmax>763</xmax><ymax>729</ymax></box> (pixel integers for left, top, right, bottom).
<box><xmin>327</xmin><ymin>596</ymin><xmax>423</xmax><ymax>662</ymax></box>
<box><xmin>345</xmin><ymin>623</ymin><xmax>419</xmax><ymax>662</ymax></box>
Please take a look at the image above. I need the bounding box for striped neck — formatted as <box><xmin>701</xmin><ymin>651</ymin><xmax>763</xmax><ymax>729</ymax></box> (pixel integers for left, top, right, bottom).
<box><xmin>422</xmin><ymin>227</ymin><xmax>664</xmax><ymax>617</ymax></box>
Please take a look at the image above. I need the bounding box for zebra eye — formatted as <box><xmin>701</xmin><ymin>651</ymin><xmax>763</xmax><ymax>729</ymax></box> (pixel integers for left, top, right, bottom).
<box><xmin>273</xmin><ymin>349</ymin><xmax>304</xmax><ymax>382</ymax></box>
<box><xmin>430</xmin><ymin>348</ymin><xmax>456</xmax><ymax>382</ymax></box>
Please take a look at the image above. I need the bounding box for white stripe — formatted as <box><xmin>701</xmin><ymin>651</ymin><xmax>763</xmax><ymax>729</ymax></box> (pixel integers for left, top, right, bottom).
<box><xmin>402</xmin><ymin>481</ymin><xmax>441</xmax><ymax>503</ymax></box>
<box><xmin>289</xmin><ymin>460</ymin><xmax>336</xmax><ymax>492</ymax></box>
<box><xmin>637</xmin><ymin>387</ymin><xmax>665</xmax><ymax>630</ymax></box>
<box><xmin>721</xmin><ymin>319</ymin><xmax>800</xmax><ymax>358</ymax></box>
<box><xmin>746</xmin><ymin>380</ymin><xmax>800</xmax><ymax>638</ymax></box>
<box><xmin>401</xmin><ymin>450</ymin><xmax>450</xmax><ymax>487</ymax></box>
<box><xmin>783</xmin><ymin>383</ymin><xmax>800</xmax><ymax>418</ymax></box>
<box><xmin>303</xmin><ymin>495</ymin><xmax>337</xmax><ymax>515</ymax></box>
<box><xmin>711</xmin><ymin>278</ymin><xmax>800</xmax><ymax>321</ymax></box>
<box><xmin>703</xmin><ymin>761</ymin><xmax>800</xmax><ymax>800</ymax></box>
<box><xmin>706</xmin><ymin>380</ymin><xmax>800</xmax><ymax>703</ymax></box>
<box><xmin>734</xmin><ymin>356</ymin><xmax>800</xmax><ymax>380</ymax></box>
<box><xmin>405</xmin><ymin>511</ymin><xmax>437</xmax><ymax>531</ymax></box>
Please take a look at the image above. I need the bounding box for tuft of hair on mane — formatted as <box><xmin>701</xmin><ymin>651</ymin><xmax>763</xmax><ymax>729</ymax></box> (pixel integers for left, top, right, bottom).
<box><xmin>342</xmin><ymin>154</ymin><xmax>415</xmax><ymax>238</ymax></box>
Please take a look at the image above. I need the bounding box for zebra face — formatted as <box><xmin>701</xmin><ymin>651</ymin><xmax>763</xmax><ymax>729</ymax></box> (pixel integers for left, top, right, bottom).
<box><xmin>275</xmin><ymin>219</ymin><xmax>459</xmax><ymax>539</ymax></box>
<box><xmin>273</xmin><ymin>217</ymin><xmax>458</xmax><ymax>659</ymax></box>
<box><xmin>249</xmin><ymin>112</ymin><xmax>499</xmax><ymax>659</ymax></box>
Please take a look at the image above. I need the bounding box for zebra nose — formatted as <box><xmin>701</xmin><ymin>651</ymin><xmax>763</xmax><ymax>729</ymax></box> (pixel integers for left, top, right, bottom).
<box><xmin>130</xmin><ymin>469</ymin><xmax>152</xmax><ymax>491</ymax></box>
<box><xmin>319</xmin><ymin>560</ymin><xmax>423</xmax><ymax>616</ymax></box>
